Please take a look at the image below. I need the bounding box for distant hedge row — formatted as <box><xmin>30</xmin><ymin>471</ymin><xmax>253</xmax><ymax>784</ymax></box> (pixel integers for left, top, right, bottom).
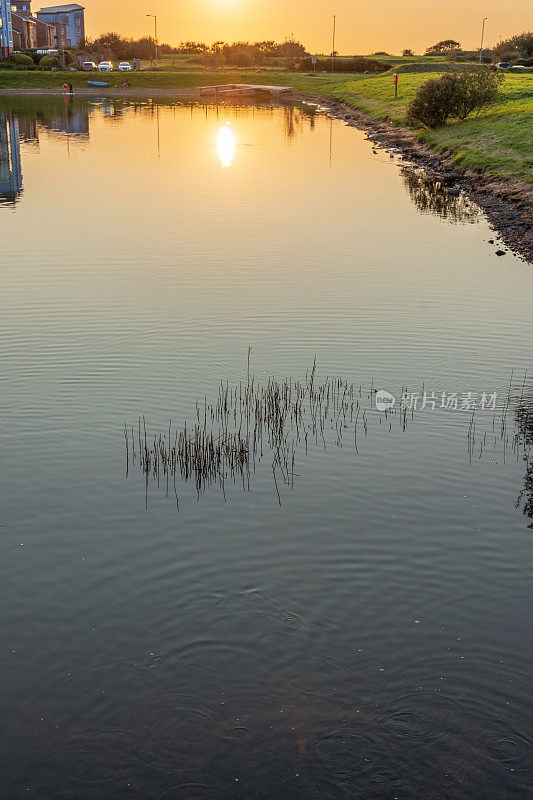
<box><xmin>298</xmin><ymin>57</ymin><xmax>389</xmax><ymax>74</ymax></box>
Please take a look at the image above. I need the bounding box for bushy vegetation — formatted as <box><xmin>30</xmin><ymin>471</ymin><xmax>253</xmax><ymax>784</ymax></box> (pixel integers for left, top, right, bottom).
<box><xmin>39</xmin><ymin>55</ymin><xmax>60</xmax><ymax>70</ymax></box>
<box><xmin>492</xmin><ymin>32</ymin><xmax>533</xmax><ymax>63</ymax></box>
<box><xmin>79</xmin><ymin>32</ymin><xmax>157</xmax><ymax>62</ymax></box>
<box><xmin>9</xmin><ymin>53</ymin><xmax>35</xmax><ymax>69</ymax></box>
<box><xmin>298</xmin><ymin>57</ymin><xmax>388</xmax><ymax>73</ymax></box>
<box><xmin>452</xmin><ymin>70</ymin><xmax>504</xmax><ymax>118</ymax></box>
<box><xmin>406</xmin><ymin>70</ymin><xmax>503</xmax><ymax>128</ymax></box>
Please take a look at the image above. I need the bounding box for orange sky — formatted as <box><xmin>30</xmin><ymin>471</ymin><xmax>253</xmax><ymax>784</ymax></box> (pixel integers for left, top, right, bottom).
<box><xmin>83</xmin><ymin>0</ymin><xmax>531</xmax><ymax>52</ymax></box>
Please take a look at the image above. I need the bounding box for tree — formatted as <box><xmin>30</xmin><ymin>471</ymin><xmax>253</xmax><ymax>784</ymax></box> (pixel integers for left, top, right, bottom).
<box><xmin>254</xmin><ymin>40</ymin><xmax>276</xmax><ymax>56</ymax></box>
<box><xmin>275</xmin><ymin>37</ymin><xmax>307</xmax><ymax>58</ymax></box>
<box><xmin>177</xmin><ymin>41</ymin><xmax>208</xmax><ymax>54</ymax></box>
<box><xmin>425</xmin><ymin>39</ymin><xmax>461</xmax><ymax>55</ymax></box>
<box><xmin>492</xmin><ymin>31</ymin><xmax>533</xmax><ymax>61</ymax></box>
<box><xmin>402</xmin><ymin>49</ymin><xmax>414</xmax><ymax>57</ymax></box>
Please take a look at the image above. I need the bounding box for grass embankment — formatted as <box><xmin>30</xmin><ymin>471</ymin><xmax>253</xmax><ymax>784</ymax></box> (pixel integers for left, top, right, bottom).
<box><xmin>1</xmin><ymin>63</ymin><xmax>531</xmax><ymax>182</ymax></box>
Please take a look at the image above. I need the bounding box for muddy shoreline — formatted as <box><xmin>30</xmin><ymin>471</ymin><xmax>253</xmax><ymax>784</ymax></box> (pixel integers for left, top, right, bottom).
<box><xmin>1</xmin><ymin>87</ymin><xmax>531</xmax><ymax>262</ymax></box>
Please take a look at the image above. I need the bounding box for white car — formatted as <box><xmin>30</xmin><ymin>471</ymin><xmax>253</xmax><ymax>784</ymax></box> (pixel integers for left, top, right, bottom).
<box><xmin>118</xmin><ymin>62</ymin><xmax>132</xmax><ymax>72</ymax></box>
<box><xmin>82</xmin><ymin>61</ymin><xmax>97</xmax><ymax>71</ymax></box>
<box><xmin>98</xmin><ymin>61</ymin><xmax>113</xmax><ymax>72</ymax></box>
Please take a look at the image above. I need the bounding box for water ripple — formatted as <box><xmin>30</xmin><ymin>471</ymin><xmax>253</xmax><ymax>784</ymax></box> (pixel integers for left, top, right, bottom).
<box><xmin>482</xmin><ymin>727</ymin><xmax>533</xmax><ymax>771</ymax></box>
<box><xmin>311</xmin><ymin>724</ymin><xmax>386</xmax><ymax>782</ymax></box>
<box><xmin>157</xmin><ymin>783</ymin><xmax>228</xmax><ymax>800</ymax></box>
<box><xmin>380</xmin><ymin>691</ymin><xmax>460</xmax><ymax>743</ymax></box>
<box><xmin>136</xmin><ymin>695</ymin><xmax>222</xmax><ymax>770</ymax></box>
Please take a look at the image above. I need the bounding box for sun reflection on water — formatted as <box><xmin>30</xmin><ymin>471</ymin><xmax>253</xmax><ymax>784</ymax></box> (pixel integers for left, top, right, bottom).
<box><xmin>216</xmin><ymin>123</ymin><xmax>235</xmax><ymax>168</ymax></box>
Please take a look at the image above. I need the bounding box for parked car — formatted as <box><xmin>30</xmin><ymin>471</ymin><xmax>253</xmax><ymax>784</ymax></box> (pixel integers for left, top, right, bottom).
<box><xmin>118</xmin><ymin>62</ymin><xmax>132</xmax><ymax>72</ymax></box>
<box><xmin>82</xmin><ymin>61</ymin><xmax>97</xmax><ymax>71</ymax></box>
<box><xmin>98</xmin><ymin>61</ymin><xmax>114</xmax><ymax>72</ymax></box>
<box><xmin>495</xmin><ymin>62</ymin><xmax>511</xmax><ymax>69</ymax></box>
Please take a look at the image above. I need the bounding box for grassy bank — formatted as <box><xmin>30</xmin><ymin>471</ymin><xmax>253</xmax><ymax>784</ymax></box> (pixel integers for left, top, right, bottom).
<box><xmin>1</xmin><ymin>65</ymin><xmax>531</xmax><ymax>182</ymax></box>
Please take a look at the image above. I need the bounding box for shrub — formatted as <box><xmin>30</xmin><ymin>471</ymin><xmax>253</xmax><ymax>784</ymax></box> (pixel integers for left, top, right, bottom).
<box><xmin>9</xmin><ymin>53</ymin><xmax>34</xmax><ymax>67</ymax></box>
<box><xmin>406</xmin><ymin>70</ymin><xmax>503</xmax><ymax>128</ymax></box>
<box><xmin>452</xmin><ymin>70</ymin><xmax>503</xmax><ymax>119</ymax></box>
<box><xmin>39</xmin><ymin>55</ymin><xmax>60</xmax><ymax>70</ymax></box>
<box><xmin>406</xmin><ymin>74</ymin><xmax>463</xmax><ymax>127</ymax></box>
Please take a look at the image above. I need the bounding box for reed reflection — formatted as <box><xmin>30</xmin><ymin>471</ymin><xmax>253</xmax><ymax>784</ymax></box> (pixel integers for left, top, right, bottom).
<box><xmin>514</xmin><ymin>392</ymin><xmax>533</xmax><ymax>527</ymax></box>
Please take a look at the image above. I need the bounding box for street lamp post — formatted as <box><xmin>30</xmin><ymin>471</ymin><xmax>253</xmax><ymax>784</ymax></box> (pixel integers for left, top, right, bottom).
<box><xmin>331</xmin><ymin>14</ymin><xmax>336</xmax><ymax>72</ymax></box>
<box><xmin>479</xmin><ymin>17</ymin><xmax>487</xmax><ymax>63</ymax></box>
<box><xmin>146</xmin><ymin>13</ymin><xmax>158</xmax><ymax>68</ymax></box>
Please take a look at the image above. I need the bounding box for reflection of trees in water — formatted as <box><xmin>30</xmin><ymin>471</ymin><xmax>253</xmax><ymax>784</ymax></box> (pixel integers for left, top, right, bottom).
<box><xmin>282</xmin><ymin>105</ymin><xmax>316</xmax><ymax>140</ymax></box>
<box><xmin>514</xmin><ymin>394</ymin><xmax>533</xmax><ymax>527</ymax></box>
<box><xmin>118</xmin><ymin>100</ymin><xmax>318</xmax><ymax>141</ymax></box>
<box><xmin>402</xmin><ymin>170</ymin><xmax>481</xmax><ymax>224</ymax></box>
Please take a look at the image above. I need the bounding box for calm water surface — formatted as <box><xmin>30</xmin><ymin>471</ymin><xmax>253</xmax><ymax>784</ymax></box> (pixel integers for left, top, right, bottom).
<box><xmin>1</xmin><ymin>98</ymin><xmax>532</xmax><ymax>799</ymax></box>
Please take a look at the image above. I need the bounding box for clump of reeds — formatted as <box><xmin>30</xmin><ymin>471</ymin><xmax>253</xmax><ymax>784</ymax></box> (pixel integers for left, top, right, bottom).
<box><xmin>124</xmin><ymin>354</ymin><xmax>406</xmax><ymax>505</ymax></box>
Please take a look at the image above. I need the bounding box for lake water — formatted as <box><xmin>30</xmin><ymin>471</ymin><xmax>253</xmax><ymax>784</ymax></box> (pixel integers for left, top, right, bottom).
<box><xmin>1</xmin><ymin>97</ymin><xmax>532</xmax><ymax>799</ymax></box>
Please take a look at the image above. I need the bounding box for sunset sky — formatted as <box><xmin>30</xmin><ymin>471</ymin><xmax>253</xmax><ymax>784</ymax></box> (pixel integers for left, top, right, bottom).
<box><xmin>84</xmin><ymin>0</ymin><xmax>532</xmax><ymax>53</ymax></box>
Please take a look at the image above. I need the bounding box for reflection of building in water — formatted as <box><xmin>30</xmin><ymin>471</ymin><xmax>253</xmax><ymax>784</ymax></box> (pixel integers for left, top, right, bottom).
<box><xmin>39</xmin><ymin>102</ymin><xmax>89</xmax><ymax>138</ymax></box>
<box><xmin>17</xmin><ymin>115</ymin><xmax>39</xmax><ymax>145</ymax></box>
<box><xmin>0</xmin><ymin>111</ymin><xmax>22</xmax><ymax>203</ymax></box>
<box><xmin>402</xmin><ymin>168</ymin><xmax>480</xmax><ymax>225</ymax></box>
<box><xmin>0</xmin><ymin>103</ymin><xmax>91</xmax><ymax>205</ymax></box>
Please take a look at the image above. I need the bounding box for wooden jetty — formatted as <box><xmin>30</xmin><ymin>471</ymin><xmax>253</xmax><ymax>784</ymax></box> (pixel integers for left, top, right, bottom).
<box><xmin>198</xmin><ymin>84</ymin><xmax>293</xmax><ymax>101</ymax></box>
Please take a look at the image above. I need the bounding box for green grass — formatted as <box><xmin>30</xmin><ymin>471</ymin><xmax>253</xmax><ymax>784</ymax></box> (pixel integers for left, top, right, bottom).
<box><xmin>1</xmin><ymin>63</ymin><xmax>531</xmax><ymax>182</ymax></box>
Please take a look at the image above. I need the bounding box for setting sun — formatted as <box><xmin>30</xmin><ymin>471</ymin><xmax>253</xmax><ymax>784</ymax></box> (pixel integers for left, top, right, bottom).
<box><xmin>216</xmin><ymin>123</ymin><xmax>235</xmax><ymax>168</ymax></box>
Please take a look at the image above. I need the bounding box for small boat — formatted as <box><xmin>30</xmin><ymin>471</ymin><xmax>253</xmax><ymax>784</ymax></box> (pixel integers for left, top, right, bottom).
<box><xmin>87</xmin><ymin>80</ymin><xmax>110</xmax><ymax>88</ymax></box>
